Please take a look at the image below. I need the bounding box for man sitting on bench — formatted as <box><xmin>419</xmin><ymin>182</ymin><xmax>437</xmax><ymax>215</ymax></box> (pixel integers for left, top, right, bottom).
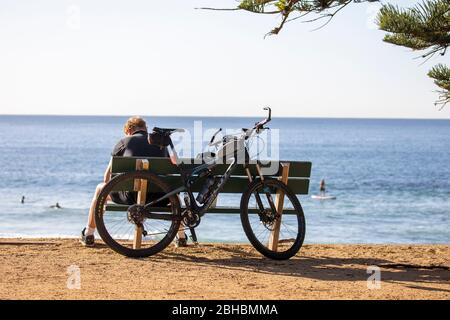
<box><xmin>80</xmin><ymin>116</ymin><xmax>168</xmax><ymax>247</ymax></box>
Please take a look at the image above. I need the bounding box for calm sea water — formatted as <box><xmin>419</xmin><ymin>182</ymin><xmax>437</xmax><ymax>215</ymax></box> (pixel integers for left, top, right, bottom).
<box><xmin>0</xmin><ymin>115</ymin><xmax>449</xmax><ymax>244</ymax></box>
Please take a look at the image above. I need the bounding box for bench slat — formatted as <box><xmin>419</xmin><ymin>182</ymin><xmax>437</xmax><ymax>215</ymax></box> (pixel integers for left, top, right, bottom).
<box><xmin>110</xmin><ymin>176</ymin><xmax>310</xmax><ymax>195</ymax></box>
<box><xmin>105</xmin><ymin>204</ymin><xmax>298</xmax><ymax>215</ymax></box>
<box><xmin>111</xmin><ymin>157</ymin><xmax>312</xmax><ymax>178</ymax></box>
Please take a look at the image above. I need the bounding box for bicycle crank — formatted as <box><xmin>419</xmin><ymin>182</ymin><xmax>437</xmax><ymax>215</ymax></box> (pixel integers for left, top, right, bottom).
<box><xmin>182</xmin><ymin>210</ymin><xmax>201</xmax><ymax>228</ymax></box>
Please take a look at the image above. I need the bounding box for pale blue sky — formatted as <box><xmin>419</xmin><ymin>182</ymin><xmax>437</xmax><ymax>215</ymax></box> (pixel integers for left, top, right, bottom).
<box><xmin>0</xmin><ymin>0</ymin><xmax>448</xmax><ymax>118</ymax></box>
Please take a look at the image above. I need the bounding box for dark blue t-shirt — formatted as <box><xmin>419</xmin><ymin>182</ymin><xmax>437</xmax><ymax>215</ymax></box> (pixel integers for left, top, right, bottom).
<box><xmin>112</xmin><ymin>130</ymin><xmax>168</xmax><ymax>157</ymax></box>
<box><xmin>109</xmin><ymin>130</ymin><xmax>169</xmax><ymax>205</ymax></box>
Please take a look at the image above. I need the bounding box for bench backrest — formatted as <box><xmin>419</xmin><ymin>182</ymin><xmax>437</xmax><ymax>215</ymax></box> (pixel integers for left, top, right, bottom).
<box><xmin>111</xmin><ymin>157</ymin><xmax>312</xmax><ymax>195</ymax></box>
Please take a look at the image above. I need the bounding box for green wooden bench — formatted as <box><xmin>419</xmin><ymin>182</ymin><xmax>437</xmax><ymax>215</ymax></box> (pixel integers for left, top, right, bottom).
<box><xmin>106</xmin><ymin>156</ymin><xmax>312</xmax><ymax>246</ymax></box>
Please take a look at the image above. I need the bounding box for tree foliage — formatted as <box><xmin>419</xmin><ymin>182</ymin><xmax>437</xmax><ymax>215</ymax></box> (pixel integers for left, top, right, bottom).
<box><xmin>377</xmin><ymin>0</ymin><xmax>449</xmax><ymax>108</ymax></box>
<box><xmin>428</xmin><ymin>63</ymin><xmax>450</xmax><ymax>107</ymax></box>
<box><xmin>202</xmin><ymin>0</ymin><xmax>450</xmax><ymax>108</ymax></box>
<box><xmin>201</xmin><ymin>1</ymin><xmax>378</xmax><ymax>36</ymax></box>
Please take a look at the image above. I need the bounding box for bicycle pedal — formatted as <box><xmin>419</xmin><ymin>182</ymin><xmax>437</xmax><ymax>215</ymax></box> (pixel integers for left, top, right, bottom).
<box><xmin>175</xmin><ymin>237</ymin><xmax>188</xmax><ymax>247</ymax></box>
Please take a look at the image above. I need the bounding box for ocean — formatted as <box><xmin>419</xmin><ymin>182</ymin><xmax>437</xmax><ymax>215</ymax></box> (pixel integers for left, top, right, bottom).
<box><xmin>0</xmin><ymin>115</ymin><xmax>449</xmax><ymax>244</ymax></box>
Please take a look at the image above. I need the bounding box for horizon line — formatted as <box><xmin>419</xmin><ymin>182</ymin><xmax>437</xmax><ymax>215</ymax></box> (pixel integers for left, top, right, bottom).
<box><xmin>1</xmin><ymin>113</ymin><xmax>450</xmax><ymax>121</ymax></box>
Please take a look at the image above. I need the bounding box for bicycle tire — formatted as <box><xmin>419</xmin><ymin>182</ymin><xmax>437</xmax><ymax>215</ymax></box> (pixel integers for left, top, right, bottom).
<box><xmin>240</xmin><ymin>178</ymin><xmax>306</xmax><ymax>260</ymax></box>
<box><xmin>95</xmin><ymin>171</ymin><xmax>181</xmax><ymax>258</ymax></box>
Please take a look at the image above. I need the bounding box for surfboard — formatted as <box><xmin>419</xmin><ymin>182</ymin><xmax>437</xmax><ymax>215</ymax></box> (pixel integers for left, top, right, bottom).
<box><xmin>311</xmin><ymin>195</ymin><xmax>337</xmax><ymax>200</ymax></box>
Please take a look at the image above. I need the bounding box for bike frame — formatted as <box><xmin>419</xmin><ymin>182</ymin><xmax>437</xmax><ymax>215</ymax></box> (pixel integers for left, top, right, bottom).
<box><xmin>142</xmin><ymin>144</ymin><xmax>240</xmax><ymax>218</ymax></box>
<box><xmin>141</xmin><ymin>107</ymin><xmax>277</xmax><ymax>222</ymax></box>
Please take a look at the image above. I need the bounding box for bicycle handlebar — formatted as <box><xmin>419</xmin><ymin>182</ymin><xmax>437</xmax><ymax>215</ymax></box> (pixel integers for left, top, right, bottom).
<box><xmin>209</xmin><ymin>128</ymin><xmax>222</xmax><ymax>145</ymax></box>
<box><xmin>253</xmin><ymin>107</ymin><xmax>271</xmax><ymax>131</ymax></box>
<box><xmin>208</xmin><ymin>107</ymin><xmax>272</xmax><ymax>147</ymax></box>
<box><xmin>244</xmin><ymin>107</ymin><xmax>271</xmax><ymax>139</ymax></box>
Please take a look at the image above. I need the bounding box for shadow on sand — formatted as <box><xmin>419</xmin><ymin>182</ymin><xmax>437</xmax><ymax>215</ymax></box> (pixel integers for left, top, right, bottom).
<box><xmin>152</xmin><ymin>244</ymin><xmax>450</xmax><ymax>293</ymax></box>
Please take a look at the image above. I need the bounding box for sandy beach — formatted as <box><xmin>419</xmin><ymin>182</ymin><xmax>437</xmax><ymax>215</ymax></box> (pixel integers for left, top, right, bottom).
<box><xmin>0</xmin><ymin>239</ymin><xmax>449</xmax><ymax>300</ymax></box>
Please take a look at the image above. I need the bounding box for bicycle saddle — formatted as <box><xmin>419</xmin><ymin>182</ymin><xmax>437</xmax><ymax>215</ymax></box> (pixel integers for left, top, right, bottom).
<box><xmin>152</xmin><ymin>127</ymin><xmax>185</xmax><ymax>135</ymax></box>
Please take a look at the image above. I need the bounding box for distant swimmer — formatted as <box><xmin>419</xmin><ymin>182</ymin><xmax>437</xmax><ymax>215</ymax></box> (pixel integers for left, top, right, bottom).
<box><xmin>319</xmin><ymin>179</ymin><xmax>326</xmax><ymax>196</ymax></box>
<box><xmin>50</xmin><ymin>202</ymin><xmax>62</xmax><ymax>209</ymax></box>
<box><xmin>21</xmin><ymin>196</ymin><xmax>25</xmax><ymax>204</ymax></box>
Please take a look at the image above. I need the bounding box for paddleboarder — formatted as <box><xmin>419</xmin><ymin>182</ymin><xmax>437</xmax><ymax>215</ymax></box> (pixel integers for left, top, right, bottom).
<box><xmin>320</xmin><ymin>179</ymin><xmax>326</xmax><ymax>196</ymax></box>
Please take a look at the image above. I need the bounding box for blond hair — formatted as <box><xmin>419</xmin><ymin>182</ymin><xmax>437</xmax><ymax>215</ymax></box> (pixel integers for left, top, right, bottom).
<box><xmin>123</xmin><ymin>116</ymin><xmax>147</xmax><ymax>134</ymax></box>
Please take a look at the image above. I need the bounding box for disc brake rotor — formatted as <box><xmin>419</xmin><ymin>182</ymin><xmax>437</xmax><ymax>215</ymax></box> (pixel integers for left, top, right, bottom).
<box><xmin>259</xmin><ymin>208</ymin><xmax>278</xmax><ymax>230</ymax></box>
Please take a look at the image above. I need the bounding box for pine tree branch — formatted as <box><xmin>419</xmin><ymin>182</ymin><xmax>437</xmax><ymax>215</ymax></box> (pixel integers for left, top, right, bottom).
<box><xmin>199</xmin><ymin>1</ymin><xmax>379</xmax><ymax>35</ymax></box>
<box><xmin>377</xmin><ymin>0</ymin><xmax>449</xmax><ymax>108</ymax></box>
<box><xmin>200</xmin><ymin>0</ymin><xmax>449</xmax><ymax>109</ymax></box>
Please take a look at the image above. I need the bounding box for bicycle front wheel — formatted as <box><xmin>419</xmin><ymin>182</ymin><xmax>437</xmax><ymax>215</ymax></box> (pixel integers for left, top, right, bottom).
<box><xmin>95</xmin><ymin>171</ymin><xmax>182</xmax><ymax>258</ymax></box>
<box><xmin>240</xmin><ymin>179</ymin><xmax>306</xmax><ymax>260</ymax></box>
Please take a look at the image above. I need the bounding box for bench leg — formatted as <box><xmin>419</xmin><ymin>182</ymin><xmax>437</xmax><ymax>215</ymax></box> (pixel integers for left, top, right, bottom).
<box><xmin>268</xmin><ymin>163</ymin><xmax>290</xmax><ymax>252</ymax></box>
<box><xmin>133</xmin><ymin>159</ymin><xmax>149</xmax><ymax>250</ymax></box>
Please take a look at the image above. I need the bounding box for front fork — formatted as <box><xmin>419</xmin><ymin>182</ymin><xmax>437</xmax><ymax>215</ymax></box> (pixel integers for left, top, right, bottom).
<box><xmin>245</xmin><ymin>163</ymin><xmax>278</xmax><ymax>217</ymax></box>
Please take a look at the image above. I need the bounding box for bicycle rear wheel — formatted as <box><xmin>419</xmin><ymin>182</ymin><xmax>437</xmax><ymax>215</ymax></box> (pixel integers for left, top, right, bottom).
<box><xmin>240</xmin><ymin>179</ymin><xmax>306</xmax><ymax>260</ymax></box>
<box><xmin>95</xmin><ymin>171</ymin><xmax>181</xmax><ymax>258</ymax></box>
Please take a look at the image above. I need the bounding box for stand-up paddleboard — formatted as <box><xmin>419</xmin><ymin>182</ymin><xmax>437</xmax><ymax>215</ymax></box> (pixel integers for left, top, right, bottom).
<box><xmin>311</xmin><ymin>195</ymin><xmax>337</xmax><ymax>200</ymax></box>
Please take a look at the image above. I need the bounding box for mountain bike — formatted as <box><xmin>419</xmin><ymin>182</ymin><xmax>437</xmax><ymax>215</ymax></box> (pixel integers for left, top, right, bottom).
<box><xmin>95</xmin><ymin>108</ymin><xmax>306</xmax><ymax>260</ymax></box>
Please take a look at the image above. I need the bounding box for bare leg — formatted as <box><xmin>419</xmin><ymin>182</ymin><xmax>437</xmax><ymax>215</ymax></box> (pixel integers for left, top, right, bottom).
<box><xmin>87</xmin><ymin>183</ymin><xmax>106</xmax><ymax>230</ymax></box>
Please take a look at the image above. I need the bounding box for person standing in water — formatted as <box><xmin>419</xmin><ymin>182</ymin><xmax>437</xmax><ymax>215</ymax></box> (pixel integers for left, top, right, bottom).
<box><xmin>21</xmin><ymin>196</ymin><xmax>25</xmax><ymax>204</ymax></box>
<box><xmin>319</xmin><ymin>179</ymin><xmax>326</xmax><ymax>196</ymax></box>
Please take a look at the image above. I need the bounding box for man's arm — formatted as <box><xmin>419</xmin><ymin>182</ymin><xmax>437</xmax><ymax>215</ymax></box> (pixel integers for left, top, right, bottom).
<box><xmin>106</xmin><ymin>138</ymin><xmax>125</xmax><ymax>183</ymax></box>
<box><xmin>104</xmin><ymin>159</ymin><xmax>112</xmax><ymax>183</ymax></box>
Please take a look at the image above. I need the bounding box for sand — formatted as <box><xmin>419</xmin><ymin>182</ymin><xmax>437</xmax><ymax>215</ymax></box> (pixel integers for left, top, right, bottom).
<box><xmin>0</xmin><ymin>239</ymin><xmax>449</xmax><ymax>300</ymax></box>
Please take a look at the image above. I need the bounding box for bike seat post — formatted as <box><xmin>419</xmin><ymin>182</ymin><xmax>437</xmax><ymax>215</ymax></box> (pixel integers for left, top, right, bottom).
<box><xmin>168</xmin><ymin>140</ymin><xmax>180</xmax><ymax>165</ymax></box>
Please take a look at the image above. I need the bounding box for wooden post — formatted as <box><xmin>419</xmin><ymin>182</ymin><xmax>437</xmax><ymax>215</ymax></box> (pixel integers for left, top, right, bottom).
<box><xmin>268</xmin><ymin>162</ymin><xmax>290</xmax><ymax>251</ymax></box>
<box><xmin>134</xmin><ymin>159</ymin><xmax>149</xmax><ymax>249</ymax></box>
